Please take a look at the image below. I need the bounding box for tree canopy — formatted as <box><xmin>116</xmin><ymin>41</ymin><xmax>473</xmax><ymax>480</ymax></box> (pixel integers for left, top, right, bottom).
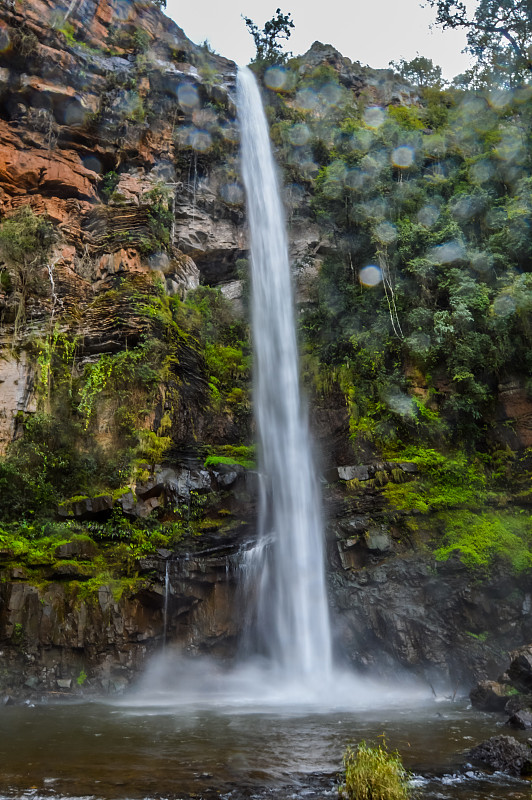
<box><xmin>242</xmin><ymin>7</ymin><xmax>294</xmax><ymax>64</ymax></box>
<box><xmin>427</xmin><ymin>0</ymin><xmax>532</xmax><ymax>83</ymax></box>
<box><xmin>389</xmin><ymin>56</ymin><xmax>443</xmax><ymax>87</ymax></box>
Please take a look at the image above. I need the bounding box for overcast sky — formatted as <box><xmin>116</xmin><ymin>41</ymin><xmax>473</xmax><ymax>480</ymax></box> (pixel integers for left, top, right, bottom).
<box><xmin>165</xmin><ymin>0</ymin><xmax>474</xmax><ymax>80</ymax></box>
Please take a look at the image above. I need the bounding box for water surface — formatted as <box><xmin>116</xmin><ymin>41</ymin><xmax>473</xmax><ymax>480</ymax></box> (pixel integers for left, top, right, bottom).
<box><xmin>0</xmin><ymin>697</ymin><xmax>529</xmax><ymax>800</ymax></box>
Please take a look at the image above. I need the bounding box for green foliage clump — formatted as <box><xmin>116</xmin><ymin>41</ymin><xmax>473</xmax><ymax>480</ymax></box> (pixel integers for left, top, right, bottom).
<box><xmin>383</xmin><ymin>446</ymin><xmax>488</xmax><ymax>513</ymax></box>
<box><xmin>340</xmin><ymin>741</ymin><xmax>411</xmax><ymax>800</ymax></box>
<box><xmin>204</xmin><ymin>444</ymin><xmax>256</xmax><ymax>470</ymax></box>
<box><xmin>243</xmin><ymin>7</ymin><xmax>294</xmax><ymax>65</ymax></box>
<box><xmin>0</xmin><ymin>207</ymin><xmax>54</xmax><ymax>335</ymax></box>
<box><xmin>433</xmin><ymin>510</ymin><xmax>532</xmax><ymax>571</ymax></box>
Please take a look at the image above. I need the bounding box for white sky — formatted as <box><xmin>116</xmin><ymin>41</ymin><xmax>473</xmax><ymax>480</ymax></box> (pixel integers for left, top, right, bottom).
<box><xmin>165</xmin><ymin>0</ymin><xmax>474</xmax><ymax>80</ymax></box>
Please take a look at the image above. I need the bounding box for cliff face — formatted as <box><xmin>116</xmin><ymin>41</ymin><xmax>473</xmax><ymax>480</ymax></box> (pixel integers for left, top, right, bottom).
<box><xmin>0</xmin><ymin>0</ymin><xmax>531</xmax><ymax>701</ymax></box>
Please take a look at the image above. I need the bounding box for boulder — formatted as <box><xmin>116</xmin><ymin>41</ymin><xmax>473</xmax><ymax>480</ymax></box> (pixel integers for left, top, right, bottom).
<box><xmin>470</xmin><ymin>680</ymin><xmax>516</xmax><ymax>712</ymax></box>
<box><xmin>337</xmin><ymin>465</ymin><xmax>370</xmax><ymax>481</ymax></box>
<box><xmin>365</xmin><ymin>528</ymin><xmax>393</xmax><ymax>553</ymax></box>
<box><xmin>505</xmin><ymin>693</ymin><xmax>532</xmax><ymax>716</ymax></box>
<box><xmin>508</xmin><ymin>709</ymin><xmax>532</xmax><ymax>730</ymax></box>
<box><xmin>508</xmin><ymin>645</ymin><xmax>532</xmax><ymax>692</ymax></box>
<box><xmin>469</xmin><ymin>735</ymin><xmax>532</xmax><ymax>776</ymax></box>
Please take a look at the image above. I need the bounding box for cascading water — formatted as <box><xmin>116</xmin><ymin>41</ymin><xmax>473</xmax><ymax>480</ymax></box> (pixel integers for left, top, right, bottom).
<box><xmin>129</xmin><ymin>68</ymin><xmax>429</xmax><ymax>710</ymax></box>
<box><xmin>237</xmin><ymin>66</ymin><xmax>333</xmax><ymax>686</ymax></box>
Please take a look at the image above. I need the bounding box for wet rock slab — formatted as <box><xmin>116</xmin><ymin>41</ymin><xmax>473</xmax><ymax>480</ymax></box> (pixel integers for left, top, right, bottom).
<box><xmin>469</xmin><ymin>735</ymin><xmax>532</xmax><ymax>776</ymax></box>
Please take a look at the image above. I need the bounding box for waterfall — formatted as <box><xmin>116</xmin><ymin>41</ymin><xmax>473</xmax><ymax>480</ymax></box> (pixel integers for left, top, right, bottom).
<box><xmin>237</xmin><ymin>66</ymin><xmax>333</xmax><ymax>684</ymax></box>
<box><xmin>162</xmin><ymin>560</ymin><xmax>170</xmax><ymax>651</ymax></box>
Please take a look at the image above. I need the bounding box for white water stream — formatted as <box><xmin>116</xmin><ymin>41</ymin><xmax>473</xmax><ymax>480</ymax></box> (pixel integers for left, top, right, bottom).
<box><xmin>128</xmin><ymin>67</ymin><xmax>430</xmax><ymax>710</ymax></box>
<box><xmin>237</xmin><ymin>66</ymin><xmax>332</xmax><ymax>687</ymax></box>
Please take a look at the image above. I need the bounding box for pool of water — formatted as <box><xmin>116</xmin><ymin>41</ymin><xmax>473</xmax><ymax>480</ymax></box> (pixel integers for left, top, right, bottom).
<box><xmin>0</xmin><ymin>691</ymin><xmax>529</xmax><ymax>800</ymax></box>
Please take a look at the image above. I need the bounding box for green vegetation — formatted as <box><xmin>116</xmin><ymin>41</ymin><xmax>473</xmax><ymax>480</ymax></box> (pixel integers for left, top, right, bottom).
<box><xmin>427</xmin><ymin>0</ymin><xmax>532</xmax><ymax>84</ymax></box>
<box><xmin>243</xmin><ymin>7</ymin><xmax>295</xmax><ymax>65</ymax></box>
<box><xmin>340</xmin><ymin>741</ymin><xmax>411</xmax><ymax>800</ymax></box>
<box><xmin>382</xmin><ymin>446</ymin><xmax>489</xmax><ymax>512</ymax></box>
<box><xmin>260</xmin><ymin>55</ymin><xmax>532</xmax><ymax>453</ymax></box>
<box><xmin>433</xmin><ymin>510</ymin><xmax>532</xmax><ymax>571</ymax></box>
<box><xmin>0</xmin><ymin>207</ymin><xmax>54</xmax><ymax>337</ymax></box>
<box><xmin>204</xmin><ymin>445</ymin><xmax>256</xmax><ymax>470</ymax></box>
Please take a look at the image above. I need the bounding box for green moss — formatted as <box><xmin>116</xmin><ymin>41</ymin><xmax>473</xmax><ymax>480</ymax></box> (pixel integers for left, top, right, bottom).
<box><xmin>204</xmin><ymin>444</ymin><xmax>256</xmax><ymax>470</ymax></box>
<box><xmin>383</xmin><ymin>446</ymin><xmax>490</xmax><ymax>512</ymax></box>
<box><xmin>433</xmin><ymin>510</ymin><xmax>532</xmax><ymax>571</ymax></box>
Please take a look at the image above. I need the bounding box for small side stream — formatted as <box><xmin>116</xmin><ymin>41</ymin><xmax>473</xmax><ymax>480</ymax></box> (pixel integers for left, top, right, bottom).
<box><xmin>0</xmin><ymin>699</ymin><xmax>529</xmax><ymax>800</ymax></box>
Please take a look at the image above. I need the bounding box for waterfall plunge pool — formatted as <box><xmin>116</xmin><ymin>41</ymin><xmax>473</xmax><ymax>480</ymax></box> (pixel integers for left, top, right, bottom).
<box><xmin>0</xmin><ymin>692</ymin><xmax>529</xmax><ymax>800</ymax></box>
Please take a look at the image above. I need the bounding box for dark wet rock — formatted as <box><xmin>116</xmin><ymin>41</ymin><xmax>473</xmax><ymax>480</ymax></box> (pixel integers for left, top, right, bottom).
<box><xmin>469</xmin><ymin>735</ymin><xmax>532</xmax><ymax>776</ymax></box>
<box><xmin>117</xmin><ymin>491</ymin><xmax>137</xmax><ymax>515</ymax></box>
<box><xmin>470</xmin><ymin>680</ymin><xmax>516</xmax><ymax>711</ymax></box>
<box><xmin>10</xmin><ymin>567</ymin><xmax>28</xmax><ymax>580</ymax></box>
<box><xmin>399</xmin><ymin>462</ymin><xmax>418</xmax><ymax>473</ymax></box>
<box><xmin>58</xmin><ymin>495</ymin><xmax>113</xmax><ymax>519</ymax></box>
<box><xmin>47</xmin><ymin>562</ymin><xmax>92</xmax><ymax>580</ymax></box>
<box><xmin>505</xmin><ymin>693</ymin><xmax>532</xmax><ymax>715</ymax></box>
<box><xmin>508</xmin><ymin>645</ymin><xmax>532</xmax><ymax>692</ymax></box>
<box><xmin>338</xmin><ymin>465</ymin><xmax>370</xmax><ymax>481</ymax></box>
<box><xmin>365</xmin><ymin>528</ymin><xmax>392</xmax><ymax>552</ymax></box>
<box><xmin>338</xmin><ymin>516</ymin><xmax>369</xmax><ymax>535</ymax></box>
<box><xmin>507</xmin><ymin>709</ymin><xmax>532</xmax><ymax>729</ymax></box>
<box><xmin>54</xmin><ymin>540</ymin><xmax>97</xmax><ymax>560</ymax></box>
<box><xmin>136</xmin><ymin>467</ymin><xmax>212</xmax><ymax>503</ymax></box>
<box><xmin>213</xmin><ymin>466</ymin><xmax>241</xmax><ymax>488</ymax></box>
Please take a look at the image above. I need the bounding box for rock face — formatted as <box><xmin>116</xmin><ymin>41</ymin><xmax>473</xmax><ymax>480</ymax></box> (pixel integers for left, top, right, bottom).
<box><xmin>1</xmin><ymin>0</ymin><xmax>532</xmax><ymax>701</ymax></box>
<box><xmin>469</xmin><ymin>735</ymin><xmax>532</xmax><ymax>776</ymax></box>
<box><xmin>0</xmin><ymin>544</ymin><xmax>243</xmax><ymax>696</ymax></box>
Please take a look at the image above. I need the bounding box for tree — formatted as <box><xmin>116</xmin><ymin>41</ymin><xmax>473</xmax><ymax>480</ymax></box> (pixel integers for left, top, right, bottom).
<box><xmin>242</xmin><ymin>7</ymin><xmax>294</xmax><ymax>64</ymax></box>
<box><xmin>427</xmin><ymin>0</ymin><xmax>532</xmax><ymax>82</ymax></box>
<box><xmin>0</xmin><ymin>207</ymin><xmax>54</xmax><ymax>337</ymax></box>
<box><xmin>389</xmin><ymin>55</ymin><xmax>443</xmax><ymax>87</ymax></box>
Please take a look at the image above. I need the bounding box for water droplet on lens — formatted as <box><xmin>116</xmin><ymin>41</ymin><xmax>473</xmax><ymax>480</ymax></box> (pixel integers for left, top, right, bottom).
<box><xmin>363</xmin><ymin>107</ymin><xmax>385</xmax><ymax>128</ymax></box>
<box><xmin>359</xmin><ymin>265</ymin><xmax>382</xmax><ymax>286</ymax></box>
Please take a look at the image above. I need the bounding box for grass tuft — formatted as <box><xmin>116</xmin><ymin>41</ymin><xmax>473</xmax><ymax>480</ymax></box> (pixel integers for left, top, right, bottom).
<box><xmin>340</xmin><ymin>741</ymin><xmax>411</xmax><ymax>800</ymax></box>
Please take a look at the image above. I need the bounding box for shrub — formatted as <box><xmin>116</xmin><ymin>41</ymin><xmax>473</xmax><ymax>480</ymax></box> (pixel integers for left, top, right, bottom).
<box><xmin>340</xmin><ymin>741</ymin><xmax>411</xmax><ymax>800</ymax></box>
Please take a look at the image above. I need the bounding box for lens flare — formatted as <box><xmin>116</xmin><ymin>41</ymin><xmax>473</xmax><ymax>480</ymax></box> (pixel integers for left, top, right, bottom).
<box><xmin>188</xmin><ymin>129</ymin><xmax>211</xmax><ymax>151</ymax></box>
<box><xmin>320</xmin><ymin>83</ymin><xmax>343</xmax><ymax>107</ymax></box>
<box><xmin>177</xmin><ymin>84</ymin><xmax>200</xmax><ymax>110</ymax></box>
<box><xmin>363</xmin><ymin>107</ymin><xmax>385</xmax><ymax>128</ymax></box>
<box><xmin>83</xmin><ymin>155</ymin><xmax>102</xmax><ymax>174</ymax></box>
<box><xmin>428</xmin><ymin>240</ymin><xmax>465</xmax><ymax>264</ymax></box>
<box><xmin>220</xmin><ymin>124</ymin><xmax>239</xmax><ymax>142</ymax></box>
<box><xmin>386</xmin><ymin>392</ymin><xmax>416</xmax><ymax>418</ymax></box>
<box><xmin>493</xmin><ymin>294</ymin><xmax>516</xmax><ymax>317</ymax></box>
<box><xmin>359</xmin><ymin>265</ymin><xmax>382</xmax><ymax>286</ymax></box>
<box><xmin>295</xmin><ymin>88</ymin><xmax>319</xmax><ymax>112</ymax></box>
<box><xmin>470</xmin><ymin>251</ymin><xmax>493</xmax><ymax>274</ymax></box>
<box><xmin>63</xmin><ymin>101</ymin><xmax>86</xmax><ymax>126</ymax></box>
<box><xmin>288</xmin><ymin>123</ymin><xmax>310</xmax><ymax>146</ymax></box>
<box><xmin>264</xmin><ymin>66</ymin><xmax>288</xmax><ymax>91</ymax></box>
<box><xmin>392</xmin><ymin>146</ymin><xmax>414</xmax><ymax>168</ymax></box>
<box><xmin>374</xmin><ymin>221</ymin><xmax>397</xmax><ymax>245</ymax></box>
<box><xmin>0</xmin><ymin>27</ymin><xmax>10</xmax><ymax>51</ymax></box>
<box><xmin>417</xmin><ymin>203</ymin><xmax>440</xmax><ymax>228</ymax></box>
<box><xmin>219</xmin><ymin>182</ymin><xmax>244</xmax><ymax>204</ymax></box>
<box><xmin>469</xmin><ymin>159</ymin><xmax>493</xmax><ymax>184</ymax></box>
<box><xmin>193</xmin><ymin>108</ymin><xmax>217</xmax><ymax>128</ymax></box>
<box><xmin>488</xmin><ymin>88</ymin><xmax>512</xmax><ymax>109</ymax></box>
